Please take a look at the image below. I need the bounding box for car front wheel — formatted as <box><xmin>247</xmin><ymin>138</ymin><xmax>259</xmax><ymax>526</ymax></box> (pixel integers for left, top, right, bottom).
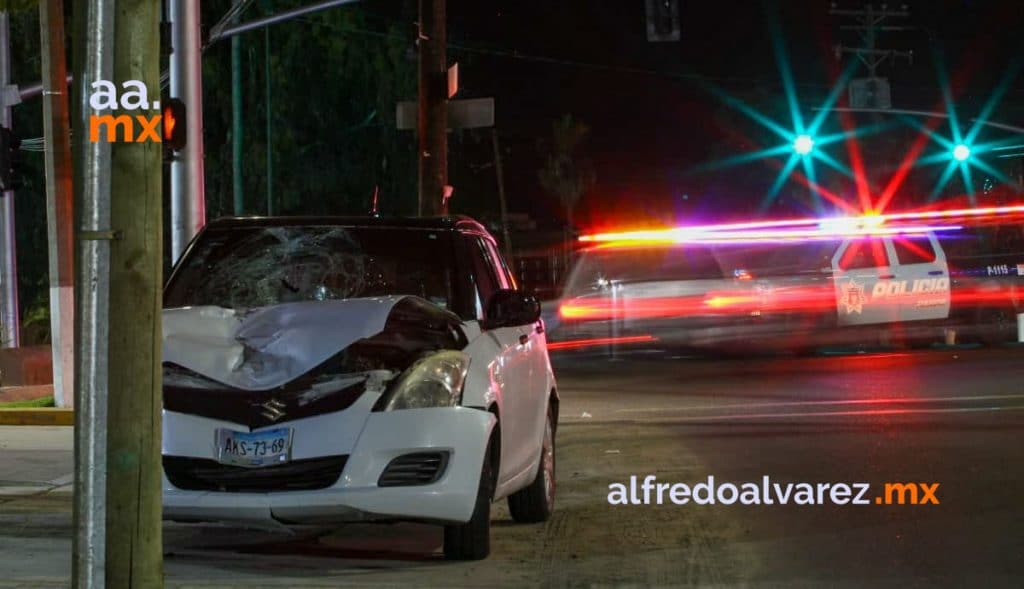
<box><xmin>508</xmin><ymin>404</ymin><xmax>556</xmax><ymax>523</ymax></box>
<box><xmin>443</xmin><ymin>437</ymin><xmax>493</xmax><ymax>560</ymax></box>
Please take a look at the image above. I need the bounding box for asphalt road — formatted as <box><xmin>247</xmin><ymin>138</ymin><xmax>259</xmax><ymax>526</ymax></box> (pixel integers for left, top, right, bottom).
<box><xmin>1</xmin><ymin>347</ymin><xmax>1022</xmax><ymax>587</ymax></box>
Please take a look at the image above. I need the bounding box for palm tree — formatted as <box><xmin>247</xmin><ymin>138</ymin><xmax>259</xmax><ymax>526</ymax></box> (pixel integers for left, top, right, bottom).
<box><xmin>538</xmin><ymin>114</ymin><xmax>595</xmax><ymax>231</ymax></box>
<box><xmin>538</xmin><ymin>115</ymin><xmax>595</xmax><ymax>277</ymax></box>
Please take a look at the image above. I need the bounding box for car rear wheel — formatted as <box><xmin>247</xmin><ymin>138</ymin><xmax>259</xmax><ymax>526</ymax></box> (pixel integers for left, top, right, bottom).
<box><xmin>508</xmin><ymin>405</ymin><xmax>556</xmax><ymax>523</ymax></box>
<box><xmin>443</xmin><ymin>438</ymin><xmax>493</xmax><ymax>560</ymax></box>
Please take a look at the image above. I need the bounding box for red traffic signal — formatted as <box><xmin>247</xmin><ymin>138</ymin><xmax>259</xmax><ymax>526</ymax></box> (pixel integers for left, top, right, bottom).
<box><xmin>162</xmin><ymin>98</ymin><xmax>186</xmax><ymax>151</ymax></box>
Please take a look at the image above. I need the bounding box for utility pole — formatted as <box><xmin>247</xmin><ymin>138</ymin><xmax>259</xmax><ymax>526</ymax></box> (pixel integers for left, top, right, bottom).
<box><xmin>39</xmin><ymin>0</ymin><xmax>75</xmax><ymax>409</ymax></box>
<box><xmin>265</xmin><ymin>25</ymin><xmax>274</xmax><ymax>215</ymax></box>
<box><xmin>831</xmin><ymin>3</ymin><xmax>913</xmax><ymax>109</ymax></box>
<box><xmin>169</xmin><ymin>0</ymin><xmax>206</xmax><ymax>262</ymax></box>
<box><xmin>105</xmin><ymin>0</ymin><xmax>165</xmax><ymax>585</ymax></box>
<box><xmin>71</xmin><ymin>0</ymin><xmax>114</xmax><ymax>584</ymax></box>
<box><xmin>491</xmin><ymin>129</ymin><xmax>513</xmax><ymax>266</ymax></box>
<box><xmin>418</xmin><ymin>0</ymin><xmax>447</xmax><ymax>216</ymax></box>
<box><xmin>231</xmin><ymin>25</ymin><xmax>244</xmax><ymax>215</ymax></box>
<box><xmin>0</xmin><ymin>11</ymin><xmax>19</xmax><ymax>349</ymax></box>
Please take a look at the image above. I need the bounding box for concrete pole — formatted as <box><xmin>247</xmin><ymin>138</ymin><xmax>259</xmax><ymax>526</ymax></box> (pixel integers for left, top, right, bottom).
<box><xmin>39</xmin><ymin>0</ymin><xmax>75</xmax><ymax>408</ymax></box>
<box><xmin>0</xmin><ymin>12</ymin><xmax>20</xmax><ymax>349</ymax></box>
<box><xmin>418</xmin><ymin>0</ymin><xmax>447</xmax><ymax>217</ymax></box>
<box><xmin>169</xmin><ymin>0</ymin><xmax>206</xmax><ymax>263</ymax></box>
<box><xmin>70</xmin><ymin>0</ymin><xmax>114</xmax><ymax>583</ymax></box>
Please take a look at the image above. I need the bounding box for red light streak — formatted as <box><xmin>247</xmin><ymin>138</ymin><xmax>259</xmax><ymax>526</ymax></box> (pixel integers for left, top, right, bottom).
<box><xmin>547</xmin><ymin>335</ymin><xmax>658</xmax><ymax>351</ymax></box>
<box><xmin>560</xmin><ymin>296</ymin><xmax>709</xmax><ymax>321</ymax></box>
<box><xmin>583</xmin><ymin>224</ymin><xmax>959</xmax><ymax>249</ymax></box>
<box><xmin>579</xmin><ymin>202</ymin><xmax>1024</xmax><ymax>246</ymax></box>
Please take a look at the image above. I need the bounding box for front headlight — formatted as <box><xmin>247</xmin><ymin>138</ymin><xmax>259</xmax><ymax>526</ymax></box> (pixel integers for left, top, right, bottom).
<box><xmin>381</xmin><ymin>351</ymin><xmax>470</xmax><ymax>411</ymax></box>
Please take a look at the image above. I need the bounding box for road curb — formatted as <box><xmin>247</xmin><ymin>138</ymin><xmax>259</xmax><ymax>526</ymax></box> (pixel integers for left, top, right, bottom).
<box><xmin>0</xmin><ymin>408</ymin><xmax>73</xmax><ymax>426</ymax></box>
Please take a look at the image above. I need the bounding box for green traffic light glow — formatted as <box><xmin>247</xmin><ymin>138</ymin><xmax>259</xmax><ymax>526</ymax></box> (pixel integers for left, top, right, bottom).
<box><xmin>952</xmin><ymin>144</ymin><xmax>971</xmax><ymax>162</ymax></box>
<box><xmin>686</xmin><ymin>9</ymin><xmax>1023</xmax><ymax>213</ymax></box>
<box><xmin>793</xmin><ymin>134</ymin><xmax>815</xmax><ymax>155</ymax></box>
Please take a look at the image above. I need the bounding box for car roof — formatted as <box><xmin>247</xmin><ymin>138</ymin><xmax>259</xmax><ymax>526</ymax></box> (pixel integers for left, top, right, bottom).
<box><xmin>203</xmin><ymin>215</ymin><xmax>490</xmax><ymax>236</ymax></box>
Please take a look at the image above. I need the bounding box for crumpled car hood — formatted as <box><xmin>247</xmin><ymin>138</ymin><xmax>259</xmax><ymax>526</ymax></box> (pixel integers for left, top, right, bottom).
<box><xmin>163</xmin><ymin>296</ymin><xmax>409</xmax><ymax>390</ymax></box>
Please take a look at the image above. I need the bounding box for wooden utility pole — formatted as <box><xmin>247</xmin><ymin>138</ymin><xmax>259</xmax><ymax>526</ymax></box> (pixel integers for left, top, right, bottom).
<box><xmin>105</xmin><ymin>0</ymin><xmax>164</xmax><ymax>585</ymax></box>
<box><xmin>491</xmin><ymin>129</ymin><xmax>514</xmax><ymax>267</ymax></box>
<box><xmin>39</xmin><ymin>0</ymin><xmax>75</xmax><ymax>409</ymax></box>
<box><xmin>417</xmin><ymin>0</ymin><xmax>447</xmax><ymax>216</ymax></box>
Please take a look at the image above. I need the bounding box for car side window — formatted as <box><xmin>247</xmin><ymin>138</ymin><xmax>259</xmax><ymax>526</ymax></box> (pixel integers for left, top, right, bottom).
<box><xmin>484</xmin><ymin>240</ymin><xmax>515</xmax><ymax>289</ymax></box>
<box><xmin>892</xmin><ymin>236</ymin><xmax>937</xmax><ymax>265</ymax></box>
<box><xmin>469</xmin><ymin>236</ymin><xmax>501</xmax><ymax>320</ymax></box>
<box><xmin>839</xmin><ymin>239</ymin><xmax>889</xmax><ymax>270</ymax></box>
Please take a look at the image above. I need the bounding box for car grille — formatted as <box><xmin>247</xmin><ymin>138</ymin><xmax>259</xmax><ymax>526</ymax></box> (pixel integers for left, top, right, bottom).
<box><xmin>163</xmin><ymin>455</ymin><xmax>348</xmax><ymax>492</ymax></box>
<box><xmin>377</xmin><ymin>452</ymin><xmax>449</xmax><ymax>487</ymax></box>
<box><xmin>163</xmin><ymin>365</ymin><xmax>367</xmax><ymax>429</ymax></box>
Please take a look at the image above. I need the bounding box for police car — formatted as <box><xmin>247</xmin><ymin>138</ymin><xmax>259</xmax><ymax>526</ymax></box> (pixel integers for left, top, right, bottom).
<box><xmin>556</xmin><ymin>224</ymin><xmax>1024</xmax><ymax>349</ymax></box>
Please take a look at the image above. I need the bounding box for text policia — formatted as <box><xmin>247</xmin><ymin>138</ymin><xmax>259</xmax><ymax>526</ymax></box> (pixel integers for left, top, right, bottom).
<box><xmin>608</xmin><ymin>476</ymin><xmax>940</xmax><ymax>506</ymax></box>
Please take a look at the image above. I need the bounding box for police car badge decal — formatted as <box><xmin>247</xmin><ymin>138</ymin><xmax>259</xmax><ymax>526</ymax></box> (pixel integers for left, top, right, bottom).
<box><xmin>840</xmin><ymin>280</ymin><xmax>866</xmax><ymax>314</ymax></box>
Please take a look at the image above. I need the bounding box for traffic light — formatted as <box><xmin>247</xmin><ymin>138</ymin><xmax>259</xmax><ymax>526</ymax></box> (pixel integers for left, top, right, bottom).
<box><xmin>162</xmin><ymin>97</ymin><xmax>187</xmax><ymax>152</ymax></box>
<box><xmin>0</xmin><ymin>126</ymin><xmax>20</xmax><ymax>191</ymax></box>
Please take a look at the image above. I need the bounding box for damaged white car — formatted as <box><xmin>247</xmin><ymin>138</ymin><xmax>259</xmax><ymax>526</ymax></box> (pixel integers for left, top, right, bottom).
<box><xmin>161</xmin><ymin>216</ymin><xmax>558</xmax><ymax>560</ymax></box>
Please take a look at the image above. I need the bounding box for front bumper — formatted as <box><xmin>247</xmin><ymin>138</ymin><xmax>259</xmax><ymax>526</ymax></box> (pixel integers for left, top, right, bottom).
<box><xmin>162</xmin><ymin>406</ymin><xmax>496</xmax><ymax>526</ymax></box>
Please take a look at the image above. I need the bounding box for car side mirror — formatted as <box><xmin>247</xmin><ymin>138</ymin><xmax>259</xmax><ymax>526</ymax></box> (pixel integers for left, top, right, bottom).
<box><xmin>484</xmin><ymin>289</ymin><xmax>541</xmax><ymax>329</ymax></box>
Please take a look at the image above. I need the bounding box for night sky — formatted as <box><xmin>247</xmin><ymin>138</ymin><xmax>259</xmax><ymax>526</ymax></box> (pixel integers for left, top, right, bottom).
<box><xmin>437</xmin><ymin>0</ymin><xmax>1024</xmax><ymax>231</ymax></box>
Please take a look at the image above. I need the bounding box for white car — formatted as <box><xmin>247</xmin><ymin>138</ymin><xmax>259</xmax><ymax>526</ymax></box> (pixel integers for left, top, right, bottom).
<box><xmin>161</xmin><ymin>216</ymin><xmax>558</xmax><ymax>560</ymax></box>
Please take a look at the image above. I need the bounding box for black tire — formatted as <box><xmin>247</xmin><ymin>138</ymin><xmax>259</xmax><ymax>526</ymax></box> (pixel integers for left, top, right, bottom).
<box><xmin>508</xmin><ymin>405</ymin><xmax>556</xmax><ymax>523</ymax></box>
<box><xmin>443</xmin><ymin>438</ymin><xmax>493</xmax><ymax>560</ymax></box>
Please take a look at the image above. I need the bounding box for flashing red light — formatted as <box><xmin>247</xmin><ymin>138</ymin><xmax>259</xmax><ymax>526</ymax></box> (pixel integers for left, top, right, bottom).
<box><xmin>579</xmin><ymin>203</ymin><xmax>1024</xmax><ymax>247</ymax></box>
<box><xmin>547</xmin><ymin>335</ymin><xmax>658</xmax><ymax>351</ymax></box>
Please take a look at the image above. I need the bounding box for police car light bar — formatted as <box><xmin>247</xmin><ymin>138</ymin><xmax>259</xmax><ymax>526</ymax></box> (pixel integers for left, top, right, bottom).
<box><xmin>585</xmin><ymin>224</ymin><xmax>961</xmax><ymax>249</ymax></box>
<box><xmin>579</xmin><ymin>203</ymin><xmax>1024</xmax><ymax>245</ymax></box>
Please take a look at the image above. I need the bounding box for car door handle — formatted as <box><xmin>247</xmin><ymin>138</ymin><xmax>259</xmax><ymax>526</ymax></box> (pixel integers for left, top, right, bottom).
<box><xmin>928</xmin><ymin>270</ymin><xmax>945</xmax><ymax>276</ymax></box>
<box><xmin>879</xmin><ymin>274</ymin><xmax>895</xmax><ymax>280</ymax></box>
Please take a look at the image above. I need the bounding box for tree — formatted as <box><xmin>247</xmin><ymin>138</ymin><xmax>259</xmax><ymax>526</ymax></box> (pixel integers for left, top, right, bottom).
<box><xmin>538</xmin><ymin>114</ymin><xmax>594</xmax><ymax>232</ymax></box>
<box><xmin>199</xmin><ymin>0</ymin><xmax>418</xmax><ymax>219</ymax></box>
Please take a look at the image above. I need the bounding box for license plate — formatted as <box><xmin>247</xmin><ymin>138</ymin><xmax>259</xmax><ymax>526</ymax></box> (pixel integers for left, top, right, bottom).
<box><xmin>215</xmin><ymin>427</ymin><xmax>293</xmax><ymax>468</ymax></box>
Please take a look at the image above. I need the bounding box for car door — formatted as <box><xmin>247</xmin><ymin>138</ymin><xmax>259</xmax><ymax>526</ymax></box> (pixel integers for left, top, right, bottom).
<box><xmin>832</xmin><ymin>237</ymin><xmax>899</xmax><ymax>325</ymax></box>
<box><xmin>485</xmin><ymin>238</ymin><xmax>548</xmax><ymax>454</ymax></box>
<box><xmin>464</xmin><ymin>235</ymin><xmax>535</xmax><ymax>479</ymax></box>
<box><xmin>890</xmin><ymin>233</ymin><xmax>951</xmax><ymax>322</ymax></box>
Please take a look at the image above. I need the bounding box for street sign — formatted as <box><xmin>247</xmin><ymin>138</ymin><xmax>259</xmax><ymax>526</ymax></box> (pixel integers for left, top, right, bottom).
<box><xmin>396</xmin><ymin>97</ymin><xmax>495</xmax><ymax>131</ymax></box>
<box><xmin>645</xmin><ymin>0</ymin><xmax>680</xmax><ymax>42</ymax></box>
<box><xmin>849</xmin><ymin>77</ymin><xmax>891</xmax><ymax>109</ymax></box>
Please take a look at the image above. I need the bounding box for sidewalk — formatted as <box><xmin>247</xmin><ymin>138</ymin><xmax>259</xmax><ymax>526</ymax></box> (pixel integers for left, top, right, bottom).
<box><xmin>0</xmin><ymin>424</ymin><xmax>73</xmax><ymax>494</ymax></box>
